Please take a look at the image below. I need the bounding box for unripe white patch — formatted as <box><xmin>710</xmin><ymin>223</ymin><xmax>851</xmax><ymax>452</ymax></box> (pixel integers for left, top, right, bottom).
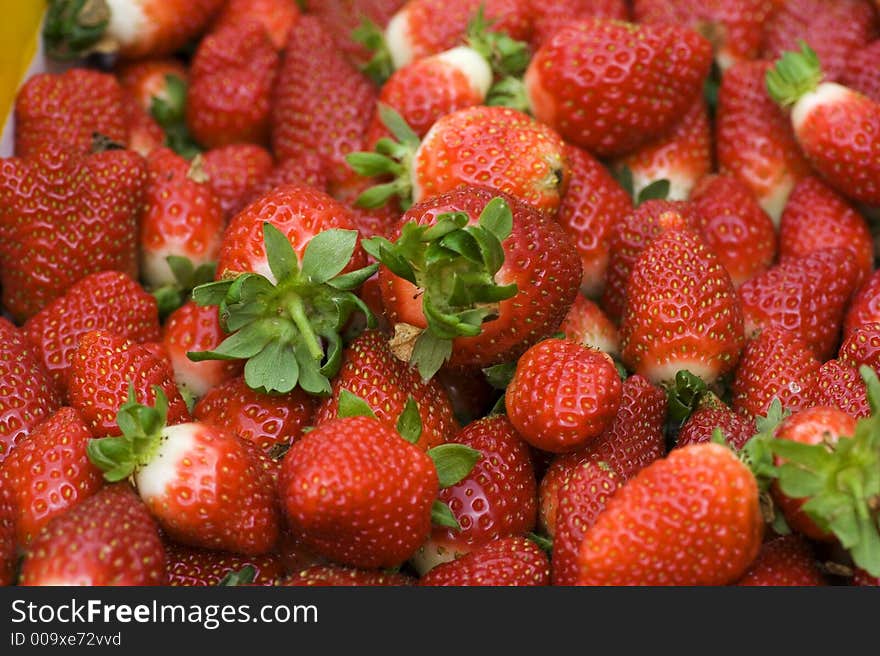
<box><xmin>433</xmin><ymin>46</ymin><xmax>492</xmax><ymax>100</ymax></box>
<box><xmin>792</xmin><ymin>82</ymin><xmax>852</xmax><ymax>134</ymax></box>
<box><xmin>106</xmin><ymin>0</ymin><xmax>151</xmax><ymax>48</ymax></box>
<box><xmin>135</xmin><ymin>423</ymin><xmax>204</xmax><ymax>503</ymax></box>
<box><xmin>629</xmin><ymin>168</ymin><xmax>694</xmax><ymax>202</ymax></box>
<box><xmin>385</xmin><ymin>9</ymin><xmax>415</xmax><ymax>70</ymax></box>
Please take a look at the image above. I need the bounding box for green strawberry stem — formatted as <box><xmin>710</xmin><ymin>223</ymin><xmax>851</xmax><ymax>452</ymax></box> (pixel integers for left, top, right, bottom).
<box><xmin>351</xmin><ymin>18</ymin><xmax>394</xmax><ymax>86</ymax></box>
<box><xmin>150</xmin><ymin>256</ymin><xmax>217</xmax><ymax>319</ymax></box>
<box><xmin>486</xmin><ymin>76</ymin><xmax>530</xmax><ymax>111</ymax></box>
<box><xmin>766</xmin><ymin>41</ymin><xmax>824</xmax><ymax>108</ymax></box>
<box><xmin>218</xmin><ymin>566</ymin><xmax>257</xmax><ymax>586</ymax></box>
<box><xmin>151</xmin><ymin>75</ymin><xmax>202</xmax><ymax>159</ymax></box>
<box><xmin>43</xmin><ymin>0</ymin><xmax>111</xmax><ymax>61</ymax></box>
<box><xmin>466</xmin><ymin>5</ymin><xmax>532</xmax><ymax>79</ymax></box>
<box><xmin>188</xmin><ymin>223</ymin><xmax>378</xmax><ymax>395</ymax></box>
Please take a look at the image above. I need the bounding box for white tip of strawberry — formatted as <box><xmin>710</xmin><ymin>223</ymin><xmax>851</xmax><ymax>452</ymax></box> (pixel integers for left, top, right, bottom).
<box><xmin>790</xmin><ymin>82</ymin><xmax>854</xmax><ymax>135</ymax></box>
<box><xmin>759</xmin><ymin>177</ymin><xmax>797</xmax><ymax>226</ymax></box>
<box><xmin>134</xmin><ymin>423</ymin><xmax>200</xmax><ymax>503</ymax></box>
<box><xmin>385</xmin><ymin>9</ymin><xmax>414</xmax><ymax>70</ymax></box>
<box><xmin>631</xmin><ymin>169</ymin><xmax>691</xmax><ymax>202</ymax></box>
<box><xmin>106</xmin><ymin>0</ymin><xmax>151</xmax><ymax>50</ymax></box>
<box><xmin>434</xmin><ymin>46</ymin><xmax>493</xmax><ymax>100</ymax></box>
<box><xmin>646</xmin><ymin>359</ymin><xmax>719</xmax><ymax>388</ymax></box>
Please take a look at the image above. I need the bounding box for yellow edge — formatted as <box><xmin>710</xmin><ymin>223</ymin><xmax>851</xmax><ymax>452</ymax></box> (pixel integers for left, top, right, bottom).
<box><xmin>0</xmin><ymin>2</ymin><xmax>46</xmax><ymax>131</ymax></box>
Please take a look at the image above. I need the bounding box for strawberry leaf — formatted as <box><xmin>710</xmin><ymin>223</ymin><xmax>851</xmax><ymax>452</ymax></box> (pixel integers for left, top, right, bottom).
<box><xmin>218</xmin><ymin>566</ymin><xmax>256</xmax><ymax>586</ymax></box>
<box><xmin>428</xmin><ymin>444</ymin><xmax>481</xmax><ymax>488</ymax></box>
<box><xmin>411</xmin><ymin>331</ymin><xmax>453</xmax><ymax>381</ymax></box>
<box><xmin>43</xmin><ymin>0</ymin><xmax>111</xmax><ymax>61</ymax></box>
<box><xmin>263</xmin><ymin>222</ymin><xmax>299</xmax><ymax>283</ymax></box>
<box><xmin>396</xmin><ymin>396</ymin><xmax>423</xmax><ymax>445</ymax></box>
<box><xmin>527</xmin><ymin>532</ymin><xmax>554</xmax><ymax>553</ymax></box>
<box><xmin>766</xmin><ymin>41</ymin><xmax>823</xmax><ymax>108</ymax></box>
<box><xmin>337</xmin><ymin>389</ymin><xmax>377</xmax><ymax>420</ymax></box>
<box><xmin>636</xmin><ymin>179</ymin><xmax>671</xmax><ymax>205</ymax></box>
<box><xmin>483</xmin><ymin>361</ymin><xmax>517</xmax><ymax>389</ymax></box>
<box><xmin>301</xmin><ymin>229</ymin><xmax>358</xmax><ymax>284</ymax></box>
<box><xmin>431</xmin><ymin>500</ymin><xmax>461</xmax><ymax>530</ymax></box>
<box><xmin>352</xmin><ymin>18</ymin><xmax>394</xmax><ymax>86</ymax></box>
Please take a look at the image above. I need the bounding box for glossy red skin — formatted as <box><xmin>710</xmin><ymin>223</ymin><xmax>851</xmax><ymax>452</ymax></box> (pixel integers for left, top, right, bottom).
<box><xmin>778</xmin><ymin>177</ymin><xmax>873</xmax><ymax>284</ymax></box>
<box><xmin>773</xmin><ymin>406</ymin><xmax>857</xmax><ymax>541</ymax></box>
<box><xmin>113</xmin><ymin>0</ymin><xmax>224</xmax><ymax>59</ymax></box>
<box><xmin>280</xmin><ymin>416</ymin><xmax>438</xmax><ymax>568</ymax></box>
<box><xmin>310</xmin><ymin>0</ymin><xmax>405</xmax><ymax>65</ymax></box>
<box><xmin>841</xmin><ymin>40</ymin><xmax>880</xmax><ymax>104</ymax></box>
<box><xmin>187</xmin><ymin>21</ymin><xmax>279</xmax><ymax>148</ymax></box>
<box><xmin>577</xmin><ymin>443</ymin><xmax>763</xmax><ymax>585</ymax></box>
<box><xmin>13</xmin><ymin>68</ymin><xmax>126</xmax><ymax>158</ymax></box>
<box><xmin>194</xmin><ymin>375</ymin><xmax>315</xmax><ymax>453</ymax></box>
<box><xmin>525</xmin><ymin>19</ymin><xmax>712</xmax><ymax>158</ymax></box>
<box><xmin>272</xmin><ymin>16</ymin><xmax>375</xmax><ymax>187</ymax></box>
<box><xmin>807</xmin><ymin>360</ymin><xmax>870</xmax><ymax>419</ymax></box>
<box><xmin>0</xmin><ymin>407</ymin><xmax>103</xmax><ymax>545</ymax></box>
<box><xmin>621</xmin><ymin>228</ymin><xmax>745</xmax><ymax>385</ymax></box>
<box><xmin>315</xmin><ymin>330</ymin><xmax>457</xmax><ymax>451</ymax></box>
<box><xmin>283</xmin><ymin>565</ymin><xmax>414</xmax><ymax>587</ymax></box>
<box><xmin>23</xmin><ymin>271</ymin><xmax>160</xmax><ymax>394</ymax></box>
<box><xmin>530</xmin><ymin>0</ymin><xmax>629</xmax><ymax>49</ymax></box>
<box><xmin>122</xmin><ymin>94</ymin><xmax>165</xmax><ymax>157</ymax></box>
<box><xmin>691</xmin><ymin>174</ymin><xmax>777</xmax><ymax>288</ymax></box>
<box><xmin>379</xmin><ymin>187</ymin><xmax>581</xmax><ymax>369</ymax></box>
<box><xmin>552</xmin><ymin>463</ymin><xmax>621</xmax><ymax>585</ymax></box>
<box><xmin>556</xmin><ymin>144</ymin><xmax>632</xmax><ymax>298</ymax></box>
<box><xmin>67</xmin><ymin>330</ymin><xmax>191</xmax><ymax>438</ymax></box>
<box><xmin>677</xmin><ymin>404</ymin><xmax>756</xmax><ymax>451</ymax></box>
<box><xmin>844</xmin><ymin>271</ymin><xmax>880</xmax><ymax>339</ymax></box>
<box><xmin>19</xmin><ymin>484</ymin><xmax>166</xmax><ymax>586</ymax></box>
<box><xmin>116</xmin><ymin>58</ymin><xmax>189</xmax><ymax>112</ymax></box>
<box><xmin>0</xmin><ymin>485</ymin><xmax>14</xmax><ymax>585</ymax></box>
<box><xmin>419</xmin><ymin>537</ymin><xmax>550</xmax><ymax>586</ymax></box>
<box><xmin>506</xmin><ymin>339</ymin><xmax>622</xmax><ymax>453</ymax></box>
<box><xmin>0</xmin><ymin>318</ymin><xmax>61</xmax><ymax>463</ymax></box>
<box><xmin>202</xmin><ymin>144</ymin><xmax>275</xmax><ymax>219</ymax></box>
<box><xmin>839</xmin><ymin>322</ymin><xmax>880</xmax><ymax>375</ymax></box>
<box><xmin>435</xmin><ymin>366</ymin><xmax>496</xmax><ymax>427</ymax></box>
<box><xmin>248</xmin><ymin>154</ymin><xmax>328</xmax><ymax>202</ymax></box>
<box><xmin>0</xmin><ymin>144</ymin><xmax>146</xmax><ymax>321</ymax></box>
<box><xmin>560</xmin><ymin>295</ymin><xmax>620</xmax><ymax>356</ymax></box>
<box><xmin>736</xmin><ymin>535</ymin><xmax>826</xmax><ymax>586</ymax></box>
<box><xmin>213</xmin><ymin>0</ymin><xmax>300</xmax><ymax>50</ymax></box>
<box><xmin>165</xmin><ymin>543</ymin><xmax>285</xmax><ymax>586</ymax></box>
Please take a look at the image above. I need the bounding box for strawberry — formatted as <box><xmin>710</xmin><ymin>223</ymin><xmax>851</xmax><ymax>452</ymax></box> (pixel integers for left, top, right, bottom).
<box><xmin>333</xmin><ymin>175</ymin><xmax>403</xmax><ymax>241</ymax></box>
<box><xmin>364</xmin><ymin>187</ymin><xmax>581</xmax><ymax>378</ymax></box>
<box><xmin>732</xmin><ymin>327</ymin><xmax>821</xmax><ymax>417</ymax></box>
<box><xmin>19</xmin><ymin>483</ymin><xmax>166</xmax><ymax>586</ymax></box>
<box><xmin>247</xmin><ymin>154</ymin><xmax>329</xmax><ymax>202</ymax></box>
<box><xmin>840</xmin><ymin>323</ymin><xmax>880</xmax><ymax>375</ymax></box>
<box><xmin>22</xmin><ymin>271</ymin><xmax>160</xmax><ymax>393</ymax></box>
<box><xmin>87</xmin><ymin>388</ymin><xmax>280</xmax><ymax>554</ymax></box>
<box><xmin>738</xmin><ymin>248</ymin><xmax>861</xmax><ymax>360</ymax></box>
<box><xmin>0</xmin><ymin>143</ymin><xmax>147</xmax><ymax>321</ymax></box>
<box><xmin>614</xmin><ymin>99</ymin><xmax>712</xmax><ymax>201</ymax></box>
<box><xmin>690</xmin><ymin>174</ymin><xmax>777</xmax><ymax>288</ymax></box>
<box><xmin>283</xmin><ymin>565</ymin><xmax>414</xmax><ymax>587</ymax></box>
<box><xmin>165</xmin><ymin>543</ymin><xmax>284</xmax><ymax>586</ymax></box>
<box><xmin>778</xmin><ymin>177</ymin><xmax>873</xmax><ymax>283</ymax></box>
<box><xmin>844</xmin><ymin>271</ymin><xmax>880</xmax><ymax>339</ymax></box>
<box><xmin>186</xmin><ymin>21</ymin><xmax>279</xmax><ymax>149</ymax></box>
<box><xmin>841</xmin><ymin>40</ymin><xmax>880</xmax><ymax>104</ymax></box>
<box><xmin>213</xmin><ymin>0</ymin><xmax>300</xmax><ymax>50</ymax></box>
<box><xmin>0</xmin><ymin>486</ymin><xmax>14</xmax><ymax>585</ymax></box>
<box><xmin>621</xmin><ymin>228</ymin><xmax>744</xmax><ymax>385</ymax></box>
<box><xmin>436</xmin><ymin>366</ymin><xmax>496</xmax><ymax>427</ymax></box>
<box><xmin>530</xmin><ymin>0</ymin><xmax>629</xmax><ymax>50</ymax></box>
<box><xmin>523</xmin><ymin>19</ymin><xmax>712</xmax><ymax>158</ymax></box>
<box><xmin>555</xmin><ymin>144</ymin><xmax>632</xmax><ymax>298</ymax></box>
<box><xmin>122</xmin><ymin>95</ymin><xmax>166</xmax><ymax>157</ymax></box>
<box><xmin>194</xmin><ymin>375</ymin><xmax>313</xmax><ymax>454</ymax></box>
<box><xmin>202</xmin><ymin>144</ymin><xmax>275</xmax><ymax>219</ymax></box>
<box><xmin>854</xmin><ymin>569</ymin><xmax>880</xmax><ymax>586</ymax></box>
<box><xmin>807</xmin><ymin>360</ymin><xmax>870</xmax><ymax>420</ymax></box>
<box><xmin>0</xmin><ymin>318</ymin><xmax>62</xmax><ymax>463</ymax></box>
<box><xmin>116</xmin><ymin>58</ymin><xmax>188</xmax><ymax>113</ymax></box>
<box><xmin>767</xmin><ymin>44</ymin><xmax>880</xmax><ymax>206</ymax></box>
<box><xmin>559</xmin><ymin>295</ymin><xmax>620</xmax><ymax>357</ymax></box>
<box><xmin>577</xmin><ymin>443</ymin><xmax>764</xmax><ymax>585</ymax></box>
<box><xmin>311</xmin><ymin>0</ymin><xmax>406</xmax><ymax>68</ymax></box>
<box><xmin>677</xmin><ymin>395</ymin><xmax>756</xmax><ymax>450</ymax></box>
<box><xmin>716</xmin><ymin>60</ymin><xmax>810</xmax><ymax>222</ymax></box>
<box><xmin>505</xmin><ymin>339</ymin><xmax>622</xmax><ymax>453</ymax></box>
<box><xmin>67</xmin><ymin>330</ymin><xmax>191</xmax><ymax>437</ymax></box>
<box><xmin>736</xmin><ymin>535</ymin><xmax>826</xmax><ymax>586</ymax></box>
<box><xmin>43</xmin><ymin>0</ymin><xmax>225</xmax><ymax>60</ymax></box>
<box><xmin>13</xmin><ymin>68</ymin><xmax>127</xmax><ymax>158</ymax></box>
<box><xmin>418</xmin><ymin>536</ymin><xmax>550</xmax><ymax>586</ymax></box>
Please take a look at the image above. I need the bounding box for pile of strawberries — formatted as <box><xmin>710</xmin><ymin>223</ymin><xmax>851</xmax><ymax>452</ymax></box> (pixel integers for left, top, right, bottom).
<box><xmin>1</xmin><ymin>0</ymin><xmax>880</xmax><ymax>587</ymax></box>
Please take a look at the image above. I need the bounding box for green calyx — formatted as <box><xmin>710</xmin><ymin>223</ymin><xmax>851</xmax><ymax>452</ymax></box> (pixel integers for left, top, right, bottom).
<box><xmin>362</xmin><ymin>197</ymin><xmax>518</xmax><ymax>379</ymax></box>
<box><xmin>666</xmin><ymin>370</ymin><xmax>710</xmax><ymax>426</ymax></box>
<box><xmin>86</xmin><ymin>383</ymin><xmax>169</xmax><ymax>483</ymax></box>
<box><xmin>150</xmin><ymin>75</ymin><xmax>202</xmax><ymax>160</ymax></box>
<box><xmin>336</xmin><ymin>389</ymin><xmax>424</xmax><ymax>445</ymax></box>
<box><xmin>43</xmin><ymin>0</ymin><xmax>110</xmax><ymax>61</ymax></box>
<box><xmin>188</xmin><ymin>223</ymin><xmax>377</xmax><ymax>396</ymax></box>
<box><xmin>218</xmin><ymin>566</ymin><xmax>256</xmax><ymax>586</ymax></box>
<box><xmin>428</xmin><ymin>443</ymin><xmax>481</xmax><ymax>531</ymax></box>
<box><xmin>352</xmin><ymin>18</ymin><xmax>394</xmax><ymax>86</ymax></box>
<box><xmin>151</xmin><ymin>255</ymin><xmax>217</xmax><ymax>320</ymax></box>
<box><xmin>466</xmin><ymin>5</ymin><xmax>531</xmax><ymax>79</ymax></box>
<box><xmin>611</xmin><ymin>164</ymin><xmax>670</xmax><ymax>206</ymax></box>
<box><xmin>766</xmin><ymin>41</ymin><xmax>824</xmax><ymax>108</ymax></box>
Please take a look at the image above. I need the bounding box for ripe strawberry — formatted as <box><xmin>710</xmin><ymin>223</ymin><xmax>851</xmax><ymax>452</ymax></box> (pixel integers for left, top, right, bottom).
<box><xmin>767</xmin><ymin>44</ymin><xmax>880</xmax><ymax>206</ymax></box>
<box><xmin>213</xmin><ymin>0</ymin><xmax>300</xmax><ymax>50</ymax></box>
<box><xmin>19</xmin><ymin>484</ymin><xmax>166</xmax><ymax>586</ymax></box>
<box><xmin>122</xmin><ymin>94</ymin><xmax>166</xmax><ymax>157</ymax></box>
<box><xmin>140</xmin><ymin>149</ymin><xmax>224</xmax><ymax>289</ymax></box>
<box><xmin>690</xmin><ymin>174</ymin><xmax>777</xmax><ymax>288</ymax></box>
<box><xmin>732</xmin><ymin>328</ymin><xmax>821</xmax><ymax>417</ymax></box>
<box><xmin>13</xmin><ymin>68</ymin><xmax>126</xmax><ymax>158</ymax></box>
<box><xmin>0</xmin><ymin>143</ymin><xmax>147</xmax><ymax>321</ymax></box>
<box><xmin>202</xmin><ymin>144</ymin><xmax>274</xmax><ymax>219</ymax></box>
<box><xmin>555</xmin><ymin>144</ymin><xmax>632</xmax><ymax>298</ymax></box>
<box><xmin>778</xmin><ymin>177</ymin><xmax>873</xmax><ymax>283</ymax></box>
<box><xmin>366</xmin><ymin>187</ymin><xmax>580</xmax><ymax>377</ymax></box>
<box><xmin>283</xmin><ymin>565</ymin><xmax>414</xmax><ymax>587</ymax></box>
<box><xmin>559</xmin><ymin>296</ymin><xmax>620</xmax><ymax>357</ymax></box>
<box><xmin>332</xmin><ymin>174</ymin><xmax>403</xmax><ymax>240</ymax></box>
<box><xmin>67</xmin><ymin>330</ymin><xmax>191</xmax><ymax>437</ymax></box>
<box><xmin>116</xmin><ymin>58</ymin><xmax>189</xmax><ymax>113</ymax></box>
<box><xmin>311</xmin><ymin>0</ymin><xmax>406</xmax><ymax>68</ymax></box>
<box><xmin>677</xmin><ymin>395</ymin><xmax>756</xmax><ymax>450</ymax></box>
<box><xmin>506</xmin><ymin>339</ymin><xmax>622</xmax><ymax>453</ymax></box>
<box><xmin>621</xmin><ymin>228</ymin><xmax>744</xmax><ymax>385</ymax></box>
<box><xmin>530</xmin><ymin>0</ymin><xmax>629</xmax><ymax>50</ymax></box>
<box><xmin>165</xmin><ymin>543</ymin><xmax>284</xmax><ymax>586</ymax></box>
<box><xmin>615</xmin><ymin>100</ymin><xmax>712</xmax><ymax>201</ymax></box>
<box><xmin>0</xmin><ymin>486</ymin><xmax>14</xmax><ymax>585</ymax></box>
<box><xmin>523</xmin><ymin>19</ymin><xmax>712</xmax><ymax>158</ymax></box>
<box><xmin>577</xmin><ymin>443</ymin><xmax>764</xmax><ymax>585</ymax></box>
<box><xmin>419</xmin><ymin>536</ymin><xmax>550</xmax><ymax>586</ymax></box>
<box><xmin>247</xmin><ymin>154</ymin><xmax>329</xmax><ymax>202</ymax></box>
<box><xmin>0</xmin><ymin>318</ymin><xmax>62</xmax><ymax>463</ymax></box>
<box><xmin>807</xmin><ymin>360</ymin><xmax>870</xmax><ymax>419</ymax></box>
<box><xmin>739</xmin><ymin>248</ymin><xmax>860</xmax><ymax>360</ymax></box>
<box><xmin>716</xmin><ymin>60</ymin><xmax>810</xmax><ymax>222</ymax></box>
<box><xmin>841</xmin><ymin>40</ymin><xmax>880</xmax><ymax>104</ymax></box>
<box><xmin>186</xmin><ymin>21</ymin><xmax>279</xmax><ymax>148</ymax></box>
<box><xmin>854</xmin><ymin>569</ymin><xmax>880</xmax><ymax>586</ymax></box>
<box><xmin>22</xmin><ymin>271</ymin><xmax>160</xmax><ymax>393</ymax></box>
<box><xmin>840</xmin><ymin>323</ymin><xmax>880</xmax><ymax>375</ymax></box>
<box><xmin>279</xmin><ymin>415</ymin><xmax>439</xmax><ymax>568</ymax></box>
<box><xmin>736</xmin><ymin>535</ymin><xmax>826</xmax><ymax>586</ymax></box>
<box><xmin>844</xmin><ymin>271</ymin><xmax>880</xmax><ymax>339</ymax></box>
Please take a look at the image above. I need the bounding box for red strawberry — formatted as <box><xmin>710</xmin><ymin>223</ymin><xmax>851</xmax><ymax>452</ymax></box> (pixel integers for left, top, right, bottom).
<box><xmin>807</xmin><ymin>360</ymin><xmax>870</xmax><ymax>419</ymax></box>
<box><xmin>165</xmin><ymin>542</ymin><xmax>284</xmax><ymax>586</ymax></box>
<box><xmin>854</xmin><ymin>569</ymin><xmax>880</xmax><ymax>586</ymax></box>
<box><xmin>690</xmin><ymin>174</ymin><xmax>777</xmax><ymax>288</ymax></box>
<box><xmin>310</xmin><ymin>0</ymin><xmax>406</xmax><ymax>67</ymax></box>
<box><xmin>841</xmin><ymin>40</ymin><xmax>880</xmax><ymax>104</ymax></box>
<box><xmin>419</xmin><ymin>536</ymin><xmax>550</xmax><ymax>586</ymax></box>
<box><xmin>524</xmin><ymin>19</ymin><xmax>712</xmax><ymax>158</ymax></box>
<box><xmin>13</xmin><ymin>68</ymin><xmax>126</xmax><ymax>158</ymax></box>
<box><xmin>332</xmin><ymin>174</ymin><xmax>403</xmax><ymax>240</ymax></box>
<box><xmin>247</xmin><ymin>154</ymin><xmax>329</xmax><ymax>202</ymax></box>
<box><xmin>186</xmin><ymin>21</ymin><xmax>279</xmax><ymax>148</ymax></box>
<box><xmin>844</xmin><ymin>271</ymin><xmax>880</xmax><ymax>339</ymax></box>
<box><xmin>283</xmin><ymin>565</ymin><xmax>414</xmax><ymax>587</ymax></box>
<box><xmin>0</xmin><ymin>485</ymin><xmax>14</xmax><ymax>585</ymax></box>
<box><xmin>621</xmin><ymin>228</ymin><xmax>744</xmax><ymax>385</ymax></box>
<box><xmin>555</xmin><ymin>144</ymin><xmax>632</xmax><ymax>298</ymax></box>
<box><xmin>677</xmin><ymin>395</ymin><xmax>757</xmax><ymax>450</ymax></box>
<box><xmin>505</xmin><ymin>339</ymin><xmax>622</xmax><ymax>453</ymax></box>
<box><xmin>778</xmin><ymin>176</ymin><xmax>873</xmax><ymax>283</ymax></box>
<box><xmin>0</xmin><ymin>318</ymin><xmax>62</xmax><ymax>463</ymax></box>
<box><xmin>279</xmin><ymin>415</ymin><xmax>438</xmax><ymax>568</ymax></box>
<box><xmin>530</xmin><ymin>0</ymin><xmax>629</xmax><ymax>50</ymax></box>
<box><xmin>122</xmin><ymin>94</ymin><xmax>166</xmax><ymax>157</ymax></box>
<box><xmin>577</xmin><ymin>443</ymin><xmax>764</xmax><ymax>585</ymax></box>
<box><xmin>716</xmin><ymin>60</ymin><xmax>810</xmax><ymax>222</ymax></box>
<box><xmin>202</xmin><ymin>144</ymin><xmax>274</xmax><ymax>219</ymax></box>
<box><xmin>116</xmin><ymin>58</ymin><xmax>189</xmax><ymax>113</ymax></box>
<box><xmin>0</xmin><ymin>407</ymin><xmax>103</xmax><ymax>545</ymax></box>
<box><xmin>19</xmin><ymin>484</ymin><xmax>166</xmax><ymax>586</ymax></box>
<box><xmin>0</xmin><ymin>143</ymin><xmax>147</xmax><ymax>321</ymax></box>
<box><xmin>767</xmin><ymin>44</ymin><xmax>880</xmax><ymax>206</ymax></box>
<box><xmin>213</xmin><ymin>0</ymin><xmax>300</xmax><ymax>50</ymax></box>
<box><xmin>736</xmin><ymin>535</ymin><xmax>827</xmax><ymax>586</ymax></box>
<box><xmin>840</xmin><ymin>323</ymin><xmax>880</xmax><ymax>375</ymax></box>
<box><xmin>67</xmin><ymin>330</ymin><xmax>191</xmax><ymax>437</ymax></box>
<box><xmin>559</xmin><ymin>295</ymin><xmax>620</xmax><ymax>357</ymax></box>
